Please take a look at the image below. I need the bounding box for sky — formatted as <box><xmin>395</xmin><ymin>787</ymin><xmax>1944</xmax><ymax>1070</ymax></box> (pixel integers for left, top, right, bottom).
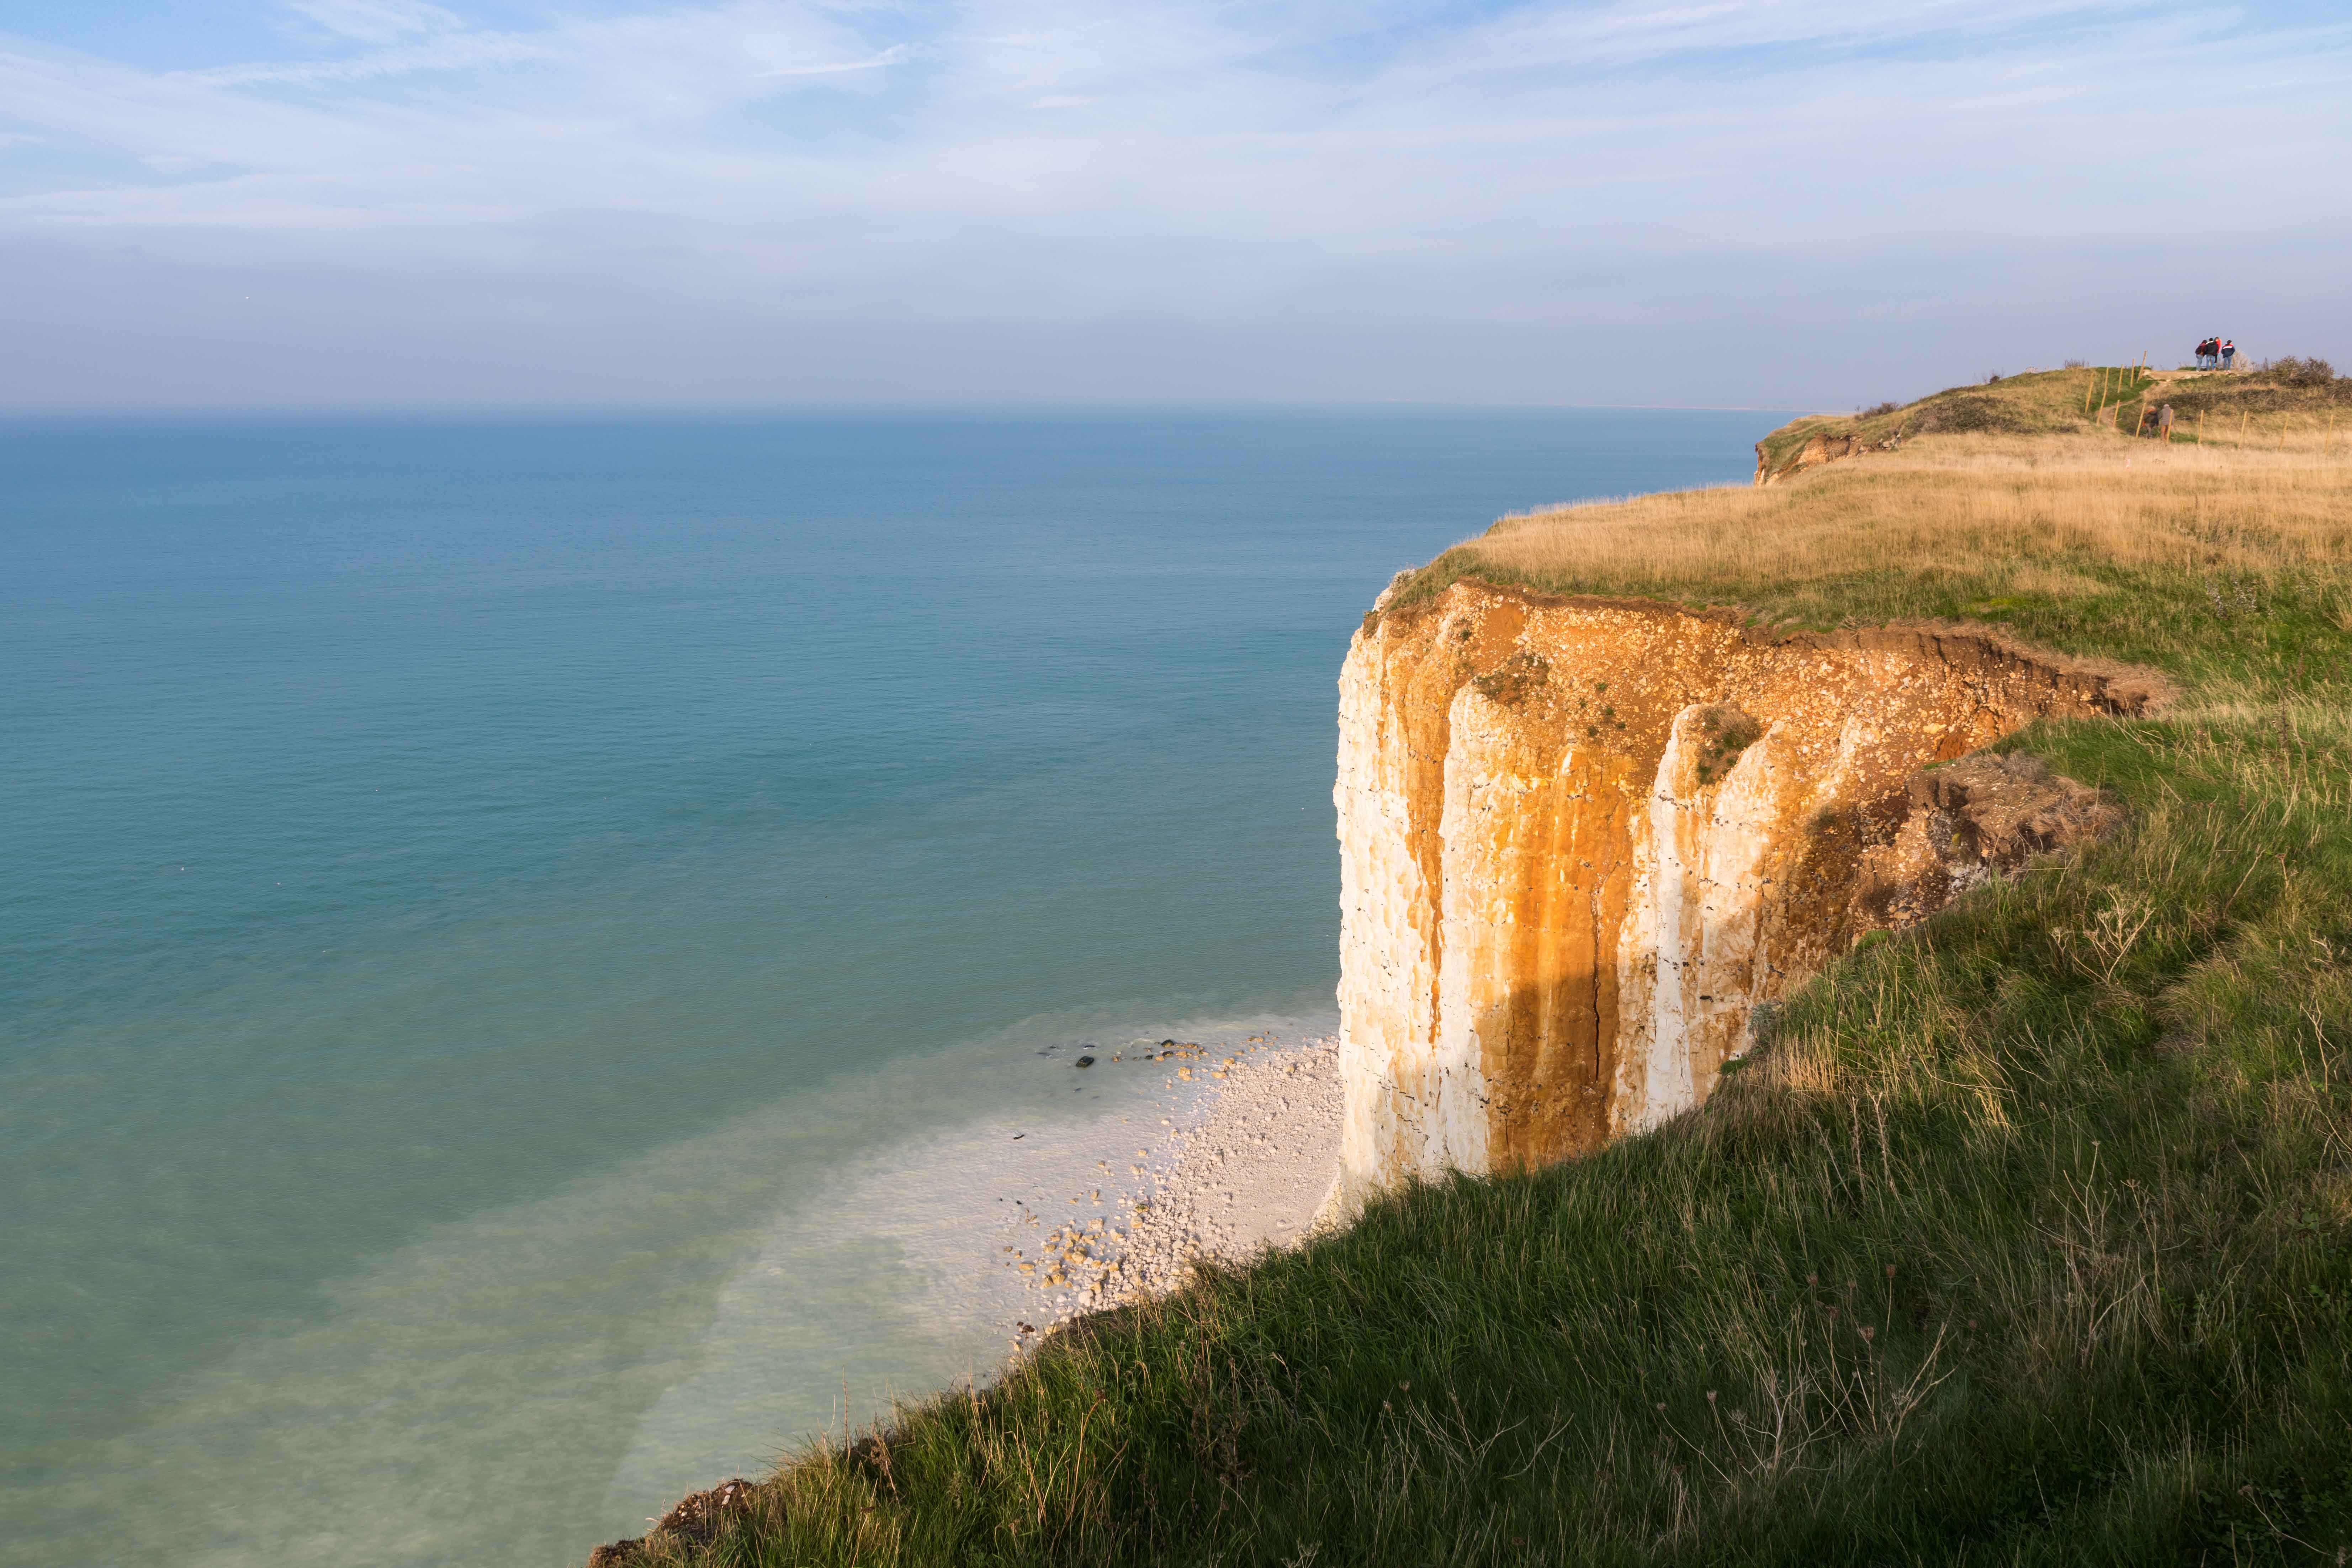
<box><xmin>2</xmin><ymin>0</ymin><xmax>2347</xmax><ymax>410</ymax></box>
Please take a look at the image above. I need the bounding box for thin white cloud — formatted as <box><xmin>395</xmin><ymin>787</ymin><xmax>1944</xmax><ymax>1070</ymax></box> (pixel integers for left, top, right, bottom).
<box><xmin>760</xmin><ymin>44</ymin><xmax>909</xmax><ymax>78</ymax></box>
<box><xmin>182</xmin><ymin>35</ymin><xmax>556</xmax><ymax>87</ymax></box>
<box><xmin>3</xmin><ymin>0</ymin><xmax>2342</xmax><ymax>248</ymax></box>
<box><xmin>0</xmin><ymin>0</ymin><xmax>2345</xmax><ymax>404</ymax></box>
<box><xmin>276</xmin><ymin>0</ymin><xmax>466</xmax><ymax>44</ymax></box>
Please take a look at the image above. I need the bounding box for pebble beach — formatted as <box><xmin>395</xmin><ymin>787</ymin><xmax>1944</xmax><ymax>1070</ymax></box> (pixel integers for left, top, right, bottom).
<box><xmin>991</xmin><ymin>1032</ymin><xmax>1344</xmax><ymax>1347</ymax></box>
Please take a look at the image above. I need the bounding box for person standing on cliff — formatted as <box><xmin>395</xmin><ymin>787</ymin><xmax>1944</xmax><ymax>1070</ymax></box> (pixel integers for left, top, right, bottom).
<box><xmin>2221</xmin><ymin>340</ymin><xmax>2236</xmax><ymax>369</ymax></box>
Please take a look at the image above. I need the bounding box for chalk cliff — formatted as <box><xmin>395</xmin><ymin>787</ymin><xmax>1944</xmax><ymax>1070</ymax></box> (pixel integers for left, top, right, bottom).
<box><xmin>1331</xmin><ymin>580</ymin><xmax>2140</xmax><ymax>1208</ymax></box>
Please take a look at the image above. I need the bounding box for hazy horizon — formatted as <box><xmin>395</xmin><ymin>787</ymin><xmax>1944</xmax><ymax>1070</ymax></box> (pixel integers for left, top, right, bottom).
<box><xmin>0</xmin><ymin>397</ymin><xmax>1827</xmax><ymax>420</ymax></box>
<box><xmin>5</xmin><ymin>0</ymin><xmax>2347</xmax><ymax>413</ymax></box>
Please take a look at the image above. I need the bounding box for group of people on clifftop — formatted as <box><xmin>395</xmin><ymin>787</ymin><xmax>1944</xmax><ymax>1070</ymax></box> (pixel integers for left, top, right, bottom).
<box><xmin>2194</xmin><ymin>337</ymin><xmax>2236</xmax><ymax>369</ymax></box>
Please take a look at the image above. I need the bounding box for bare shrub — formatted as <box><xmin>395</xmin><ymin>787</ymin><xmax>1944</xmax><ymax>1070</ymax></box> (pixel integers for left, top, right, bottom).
<box><xmin>2267</xmin><ymin>355</ymin><xmax>2338</xmax><ymax>389</ymax></box>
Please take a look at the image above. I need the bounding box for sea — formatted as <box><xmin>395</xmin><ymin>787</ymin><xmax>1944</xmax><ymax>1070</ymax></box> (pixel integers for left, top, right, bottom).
<box><xmin>1</xmin><ymin>408</ymin><xmax>1779</xmax><ymax>1566</ymax></box>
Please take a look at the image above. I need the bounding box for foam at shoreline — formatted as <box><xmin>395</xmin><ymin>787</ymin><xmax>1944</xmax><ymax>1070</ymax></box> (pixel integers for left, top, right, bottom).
<box><xmin>597</xmin><ymin>1013</ymin><xmax>1340</xmax><ymax>1530</ymax></box>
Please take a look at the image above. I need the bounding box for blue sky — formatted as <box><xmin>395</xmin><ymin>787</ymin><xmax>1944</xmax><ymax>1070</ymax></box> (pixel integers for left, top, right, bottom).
<box><xmin>3</xmin><ymin>0</ymin><xmax>2347</xmax><ymax>409</ymax></box>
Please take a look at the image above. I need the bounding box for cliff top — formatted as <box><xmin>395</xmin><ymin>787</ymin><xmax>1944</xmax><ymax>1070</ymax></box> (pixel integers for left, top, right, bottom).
<box><xmin>1386</xmin><ymin>363</ymin><xmax>2352</xmax><ymax>713</ymax></box>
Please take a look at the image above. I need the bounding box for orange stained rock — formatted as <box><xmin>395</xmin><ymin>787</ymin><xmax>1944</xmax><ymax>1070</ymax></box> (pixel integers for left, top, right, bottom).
<box><xmin>1332</xmin><ymin>582</ymin><xmax>2142</xmax><ymax>1210</ymax></box>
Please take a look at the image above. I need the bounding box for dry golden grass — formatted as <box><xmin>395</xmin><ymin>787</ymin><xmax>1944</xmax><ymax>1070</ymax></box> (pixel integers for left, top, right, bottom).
<box><xmin>1392</xmin><ymin>431</ymin><xmax>2352</xmax><ymax>709</ymax></box>
<box><xmin>1476</xmin><ymin>435</ymin><xmax>2352</xmax><ymax>600</ymax></box>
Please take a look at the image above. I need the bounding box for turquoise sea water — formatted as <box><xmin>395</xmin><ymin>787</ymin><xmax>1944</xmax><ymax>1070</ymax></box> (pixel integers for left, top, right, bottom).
<box><xmin>2</xmin><ymin>409</ymin><xmax>1779</xmax><ymax>1566</ymax></box>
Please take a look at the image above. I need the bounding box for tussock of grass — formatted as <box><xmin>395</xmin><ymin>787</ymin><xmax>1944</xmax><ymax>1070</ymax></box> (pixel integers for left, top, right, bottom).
<box><xmin>595</xmin><ymin>404</ymin><xmax>2352</xmax><ymax>1567</ymax></box>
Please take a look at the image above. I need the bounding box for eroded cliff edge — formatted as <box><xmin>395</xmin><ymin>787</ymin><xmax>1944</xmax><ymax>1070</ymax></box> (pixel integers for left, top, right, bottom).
<box><xmin>1332</xmin><ymin>581</ymin><xmax>2146</xmax><ymax>1211</ymax></box>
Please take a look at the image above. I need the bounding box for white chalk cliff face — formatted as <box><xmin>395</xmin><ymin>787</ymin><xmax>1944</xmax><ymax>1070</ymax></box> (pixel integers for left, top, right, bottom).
<box><xmin>1332</xmin><ymin>582</ymin><xmax>2137</xmax><ymax>1209</ymax></box>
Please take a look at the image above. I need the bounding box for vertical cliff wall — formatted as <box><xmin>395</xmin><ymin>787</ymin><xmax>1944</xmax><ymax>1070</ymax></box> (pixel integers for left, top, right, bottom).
<box><xmin>1333</xmin><ymin>581</ymin><xmax>2137</xmax><ymax>1208</ymax></box>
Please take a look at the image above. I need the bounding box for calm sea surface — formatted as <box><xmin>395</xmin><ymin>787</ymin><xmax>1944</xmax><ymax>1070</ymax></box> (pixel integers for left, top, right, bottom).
<box><xmin>2</xmin><ymin>409</ymin><xmax>1779</xmax><ymax>1565</ymax></box>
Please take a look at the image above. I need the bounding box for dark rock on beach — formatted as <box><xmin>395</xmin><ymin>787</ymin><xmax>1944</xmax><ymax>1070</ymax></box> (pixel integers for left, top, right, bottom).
<box><xmin>585</xmin><ymin>1477</ymin><xmax>760</xmax><ymax>1566</ymax></box>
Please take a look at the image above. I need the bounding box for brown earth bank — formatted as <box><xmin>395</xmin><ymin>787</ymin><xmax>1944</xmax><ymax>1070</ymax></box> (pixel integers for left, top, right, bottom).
<box><xmin>588</xmin><ymin>1480</ymin><xmax>759</xmax><ymax>1567</ymax></box>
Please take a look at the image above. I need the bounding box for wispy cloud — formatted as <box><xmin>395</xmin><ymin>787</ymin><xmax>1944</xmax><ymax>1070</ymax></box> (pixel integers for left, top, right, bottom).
<box><xmin>181</xmin><ymin>35</ymin><xmax>555</xmax><ymax>88</ymax></box>
<box><xmin>277</xmin><ymin>0</ymin><xmax>465</xmax><ymax>45</ymax></box>
<box><xmin>761</xmin><ymin>44</ymin><xmax>909</xmax><ymax>79</ymax></box>
<box><xmin>0</xmin><ymin>0</ymin><xmax>2345</xmax><ymax>406</ymax></box>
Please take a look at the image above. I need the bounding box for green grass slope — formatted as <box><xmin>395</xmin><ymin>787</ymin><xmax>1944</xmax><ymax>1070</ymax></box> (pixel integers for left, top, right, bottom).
<box><xmin>588</xmin><ymin>391</ymin><xmax>2352</xmax><ymax>1568</ymax></box>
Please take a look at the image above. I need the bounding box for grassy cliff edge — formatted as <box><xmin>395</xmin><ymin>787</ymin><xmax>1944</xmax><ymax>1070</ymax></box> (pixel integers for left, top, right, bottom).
<box><xmin>589</xmin><ymin>369</ymin><xmax>2352</xmax><ymax>1566</ymax></box>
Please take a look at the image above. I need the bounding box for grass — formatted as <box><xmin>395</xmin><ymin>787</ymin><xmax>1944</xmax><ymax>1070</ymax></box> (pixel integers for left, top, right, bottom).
<box><xmin>1754</xmin><ymin>365</ymin><xmax>2351</xmax><ymax>480</ymax></box>
<box><xmin>1397</xmin><ymin>432</ymin><xmax>2352</xmax><ymax>698</ymax></box>
<box><xmin>591</xmin><ymin>375</ymin><xmax>2352</xmax><ymax>1567</ymax></box>
<box><xmin>1753</xmin><ymin>367</ymin><xmax>2146</xmax><ymax>477</ymax></box>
